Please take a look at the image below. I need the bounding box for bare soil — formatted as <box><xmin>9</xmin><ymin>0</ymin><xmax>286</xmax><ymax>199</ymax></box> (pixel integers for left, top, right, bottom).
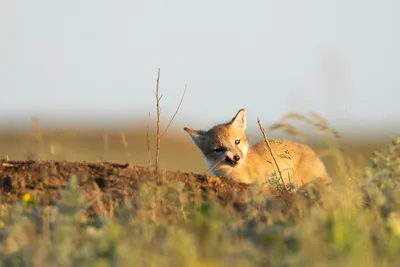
<box><xmin>0</xmin><ymin>159</ymin><xmax>260</xmax><ymax>216</ymax></box>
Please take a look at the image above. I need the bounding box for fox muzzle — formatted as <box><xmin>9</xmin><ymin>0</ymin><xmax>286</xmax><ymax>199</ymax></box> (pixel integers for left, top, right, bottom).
<box><xmin>225</xmin><ymin>151</ymin><xmax>241</xmax><ymax>165</ymax></box>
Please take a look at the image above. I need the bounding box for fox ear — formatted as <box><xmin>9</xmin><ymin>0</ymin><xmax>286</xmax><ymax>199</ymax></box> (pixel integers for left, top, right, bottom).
<box><xmin>230</xmin><ymin>109</ymin><xmax>246</xmax><ymax>130</ymax></box>
<box><xmin>184</xmin><ymin>127</ymin><xmax>206</xmax><ymax>149</ymax></box>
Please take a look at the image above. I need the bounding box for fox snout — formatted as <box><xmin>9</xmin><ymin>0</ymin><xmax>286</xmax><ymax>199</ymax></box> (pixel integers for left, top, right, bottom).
<box><xmin>225</xmin><ymin>151</ymin><xmax>242</xmax><ymax>165</ymax></box>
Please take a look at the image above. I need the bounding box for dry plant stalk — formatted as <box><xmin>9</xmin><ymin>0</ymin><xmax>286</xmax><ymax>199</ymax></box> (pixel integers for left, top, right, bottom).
<box><xmin>150</xmin><ymin>69</ymin><xmax>186</xmax><ymax>170</ymax></box>
<box><xmin>155</xmin><ymin>68</ymin><xmax>162</xmax><ymax>171</ymax></box>
<box><xmin>273</xmin><ymin>112</ymin><xmax>347</xmax><ymax>175</ymax></box>
<box><xmin>32</xmin><ymin>117</ymin><xmax>45</xmax><ymax>159</ymax></box>
<box><xmin>161</xmin><ymin>84</ymin><xmax>187</xmax><ymax>138</ymax></box>
<box><xmin>119</xmin><ymin>132</ymin><xmax>129</xmax><ymax>148</ymax></box>
<box><xmin>146</xmin><ymin>112</ymin><xmax>152</xmax><ymax>166</ymax></box>
<box><xmin>119</xmin><ymin>132</ymin><xmax>133</xmax><ymax>160</ymax></box>
<box><xmin>102</xmin><ymin>133</ymin><xmax>109</xmax><ymax>160</ymax></box>
<box><xmin>32</xmin><ymin>117</ymin><xmax>43</xmax><ymax>144</ymax></box>
<box><xmin>278</xmin><ymin>112</ymin><xmax>341</xmax><ymax>139</ymax></box>
<box><xmin>257</xmin><ymin>118</ymin><xmax>287</xmax><ymax>191</ymax></box>
<box><xmin>269</xmin><ymin>122</ymin><xmax>306</xmax><ymax>142</ymax></box>
<box><xmin>201</xmin><ymin>156</ymin><xmax>225</xmax><ymax>175</ymax></box>
<box><xmin>92</xmin><ymin>181</ymin><xmax>108</xmax><ymax>218</ymax></box>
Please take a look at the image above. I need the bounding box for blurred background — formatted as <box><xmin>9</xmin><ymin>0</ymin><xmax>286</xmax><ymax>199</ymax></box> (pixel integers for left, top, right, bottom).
<box><xmin>0</xmin><ymin>0</ymin><xmax>399</xmax><ymax>175</ymax></box>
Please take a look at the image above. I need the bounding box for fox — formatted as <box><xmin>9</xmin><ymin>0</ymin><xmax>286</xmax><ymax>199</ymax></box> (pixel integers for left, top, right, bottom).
<box><xmin>184</xmin><ymin>109</ymin><xmax>332</xmax><ymax>188</ymax></box>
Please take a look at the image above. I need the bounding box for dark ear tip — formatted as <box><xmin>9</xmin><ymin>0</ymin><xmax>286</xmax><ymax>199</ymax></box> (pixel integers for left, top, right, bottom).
<box><xmin>183</xmin><ymin>127</ymin><xmax>189</xmax><ymax>132</ymax></box>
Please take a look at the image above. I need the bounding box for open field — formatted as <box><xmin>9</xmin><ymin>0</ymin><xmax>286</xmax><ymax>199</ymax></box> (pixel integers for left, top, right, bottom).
<box><xmin>0</xmin><ymin>125</ymin><xmax>389</xmax><ymax>175</ymax></box>
<box><xmin>2</xmin><ymin>0</ymin><xmax>398</xmax><ymax>265</ymax></box>
<box><xmin>0</xmin><ymin>124</ymin><xmax>399</xmax><ymax>266</ymax></box>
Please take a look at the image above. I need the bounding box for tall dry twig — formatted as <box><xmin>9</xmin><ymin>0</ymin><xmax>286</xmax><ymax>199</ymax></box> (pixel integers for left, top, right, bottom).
<box><xmin>154</xmin><ymin>68</ymin><xmax>162</xmax><ymax>171</ymax></box>
<box><xmin>102</xmin><ymin>133</ymin><xmax>109</xmax><ymax>161</ymax></box>
<box><xmin>32</xmin><ymin>117</ymin><xmax>42</xmax><ymax>144</ymax></box>
<box><xmin>32</xmin><ymin>117</ymin><xmax>45</xmax><ymax>160</ymax></box>
<box><xmin>161</xmin><ymin>84</ymin><xmax>187</xmax><ymax>138</ymax></box>
<box><xmin>146</xmin><ymin>112</ymin><xmax>152</xmax><ymax>166</ymax></box>
<box><xmin>257</xmin><ymin>118</ymin><xmax>287</xmax><ymax>191</ymax></box>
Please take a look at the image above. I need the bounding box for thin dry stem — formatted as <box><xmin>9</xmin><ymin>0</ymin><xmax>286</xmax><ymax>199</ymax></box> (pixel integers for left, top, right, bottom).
<box><xmin>102</xmin><ymin>133</ymin><xmax>109</xmax><ymax>160</ymax></box>
<box><xmin>32</xmin><ymin>117</ymin><xmax>45</xmax><ymax>159</ymax></box>
<box><xmin>155</xmin><ymin>68</ymin><xmax>161</xmax><ymax>171</ymax></box>
<box><xmin>257</xmin><ymin>118</ymin><xmax>287</xmax><ymax>192</ymax></box>
<box><xmin>92</xmin><ymin>181</ymin><xmax>108</xmax><ymax>218</ymax></box>
<box><xmin>119</xmin><ymin>132</ymin><xmax>129</xmax><ymax>148</ymax></box>
<box><xmin>32</xmin><ymin>117</ymin><xmax>43</xmax><ymax>143</ymax></box>
<box><xmin>279</xmin><ymin>112</ymin><xmax>345</xmax><ymax>174</ymax></box>
<box><xmin>309</xmin><ymin>112</ymin><xmax>328</xmax><ymax>126</ymax></box>
<box><xmin>269</xmin><ymin>122</ymin><xmax>307</xmax><ymax>142</ymax></box>
<box><xmin>201</xmin><ymin>157</ymin><xmax>225</xmax><ymax>175</ymax></box>
<box><xmin>146</xmin><ymin>112</ymin><xmax>152</xmax><ymax>166</ymax></box>
<box><xmin>120</xmin><ymin>132</ymin><xmax>133</xmax><ymax>160</ymax></box>
<box><xmin>161</xmin><ymin>84</ymin><xmax>187</xmax><ymax>138</ymax></box>
<box><xmin>279</xmin><ymin>112</ymin><xmax>341</xmax><ymax>138</ymax></box>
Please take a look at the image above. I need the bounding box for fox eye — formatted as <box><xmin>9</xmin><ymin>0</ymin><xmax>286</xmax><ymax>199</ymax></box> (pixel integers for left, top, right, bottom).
<box><xmin>235</xmin><ymin>139</ymin><xmax>240</xmax><ymax>145</ymax></box>
<box><xmin>213</xmin><ymin>147</ymin><xmax>224</xmax><ymax>153</ymax></box>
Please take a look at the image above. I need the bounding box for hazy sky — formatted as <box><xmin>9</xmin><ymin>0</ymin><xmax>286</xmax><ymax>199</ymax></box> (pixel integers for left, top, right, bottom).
<box><xmin>1</xmin><ymin>0</ymin><xmax>399</xmax><ymax>135</ymax></box>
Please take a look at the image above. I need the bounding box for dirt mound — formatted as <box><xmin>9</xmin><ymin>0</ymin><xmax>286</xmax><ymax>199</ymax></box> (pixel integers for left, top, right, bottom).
<box><xmin>0</xmin><ymin>159</ymin><xmax>257</xmax><ymax>213</ymax></box>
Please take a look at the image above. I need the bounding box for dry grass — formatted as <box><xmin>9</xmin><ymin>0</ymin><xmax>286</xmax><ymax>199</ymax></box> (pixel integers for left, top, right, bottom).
<box><xmin>0</xmin><ymin>72</ymin><xmax>396</xmax><ymax>266</ymax></box>
<box><xmin>0</xmin><ymin>112</ymin><xmax>398</xmax><ymax>266</ymax></box>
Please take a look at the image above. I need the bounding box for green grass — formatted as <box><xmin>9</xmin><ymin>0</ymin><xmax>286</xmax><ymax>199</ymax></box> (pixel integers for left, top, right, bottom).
<box><xmin>0</xmin><ymin>126</ymin><xmax>399</xmax><ymax>266</ymax></box>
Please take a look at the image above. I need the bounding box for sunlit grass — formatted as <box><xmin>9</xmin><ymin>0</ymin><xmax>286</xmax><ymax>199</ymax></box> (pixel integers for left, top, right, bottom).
<box><xmin>0</xmin><ymin>112</ymin><xmax>398</xmax><ymax>267</ymax></box>
<box><xmin>0</xmin><ymin>134</ymin><xmax>399</xmax><ymax>266</ymax></box>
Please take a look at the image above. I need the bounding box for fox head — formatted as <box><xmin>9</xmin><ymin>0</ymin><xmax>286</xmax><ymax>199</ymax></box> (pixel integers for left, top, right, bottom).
<box><xmin>184</xmin><ymin>109</ymin><xmax>249</xmax><ymax>170</ymax></box>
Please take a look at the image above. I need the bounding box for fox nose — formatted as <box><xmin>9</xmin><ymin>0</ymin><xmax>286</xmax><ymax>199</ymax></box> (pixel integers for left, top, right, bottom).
<box><xmin>233</xmin><ymin>155</ymin><xmax>240</xmax><ymax>162</ymax></box>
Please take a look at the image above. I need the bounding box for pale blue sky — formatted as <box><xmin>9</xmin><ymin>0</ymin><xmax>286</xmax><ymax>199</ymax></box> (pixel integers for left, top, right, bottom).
<box><xmin>0</xmin><ymin>0</ymin><xmax>399</xmax><ymax>137</ymax></box>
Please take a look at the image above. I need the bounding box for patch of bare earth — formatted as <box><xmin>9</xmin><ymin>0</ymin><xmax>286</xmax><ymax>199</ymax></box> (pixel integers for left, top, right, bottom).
<box><xmin>1</xmin><ymin>159</ymin><xmax>288</xmax><ymax>217</ymax></box>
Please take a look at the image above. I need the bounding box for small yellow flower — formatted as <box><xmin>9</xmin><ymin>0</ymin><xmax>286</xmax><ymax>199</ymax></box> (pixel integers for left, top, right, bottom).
<box><xmin>22</xmin><ymin>193</ymin><xmax>32</xmax><ymax>203</ymax></box>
